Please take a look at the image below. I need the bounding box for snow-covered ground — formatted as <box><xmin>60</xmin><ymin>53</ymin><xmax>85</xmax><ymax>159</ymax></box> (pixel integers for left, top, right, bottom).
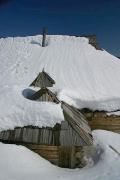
<box><xmin>0</xmin><ymin>130</ymin><xmax>120</xmax><ymax>180</ymax></box>
<box><xmin>0</xmin><ymin>35</ymin><xmax>120</xmax><ymax>130</ymax></box>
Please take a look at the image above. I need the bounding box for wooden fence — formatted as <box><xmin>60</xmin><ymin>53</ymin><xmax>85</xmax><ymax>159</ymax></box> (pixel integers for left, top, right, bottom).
<box><xmin>0</xmin><ymin>121</ymin><xmax>88</xmax><ymax>146</ymax></box>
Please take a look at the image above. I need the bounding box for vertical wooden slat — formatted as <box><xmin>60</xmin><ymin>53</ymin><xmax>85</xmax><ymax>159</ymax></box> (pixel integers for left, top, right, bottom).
<box><xmin>42</xmin><ymin>27</ymin><xmax>47</xmax><ymax>47</ymax></box>
<box><xmin>53</xmin><ymin>123</ymin><xmax>61</xmax><ymax>146</ymax></box>
<box><xmin>8</xmin><ymin>130</ymin><xmax>15</xmax><ymax>141</ymax></box>
<box><xmin>32</xmin><ymin>128</ymin><xmax>39</xmax><ymax>143</ymax></box>
<box><xmin>15</xmin><ymin>128</ymin><xmax>23</xmax><ymax>142</ymax></box>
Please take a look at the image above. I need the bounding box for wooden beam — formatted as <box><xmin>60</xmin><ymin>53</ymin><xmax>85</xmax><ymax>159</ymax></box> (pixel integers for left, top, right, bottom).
<box><xmin>42</xmin><ymin>27</ymin><xmax>48</xmax><ymax>47</ymax></box>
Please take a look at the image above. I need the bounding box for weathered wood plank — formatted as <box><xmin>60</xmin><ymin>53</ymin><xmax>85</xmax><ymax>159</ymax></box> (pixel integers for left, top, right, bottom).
<box><xmin>31</xmin><ymin>128</ymin><xmax>39</xmax><ymax>143</ymax></box>
<box><xmin>61</xmin><ymin>102</ymin><xmax>93</xmax><ymax>145</ymax></box>
<box><xmin>22</xmin><ymin>127</ymin><xmax>33</xmax><ymax>143</ymax></box>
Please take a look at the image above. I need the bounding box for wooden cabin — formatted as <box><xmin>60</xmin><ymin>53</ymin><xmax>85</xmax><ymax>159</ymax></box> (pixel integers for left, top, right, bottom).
<box><xmin>0</xmin><ymin>101</ymin><xmax>93</xmax><ymax>168</ymax></box>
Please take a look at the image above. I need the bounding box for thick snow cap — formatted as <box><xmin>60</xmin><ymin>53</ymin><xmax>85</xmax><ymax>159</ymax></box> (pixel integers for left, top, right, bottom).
<box><xmin>0</xmin><ymin>35</ymin><xmax>120</xmax><ymax>130</ymax></box>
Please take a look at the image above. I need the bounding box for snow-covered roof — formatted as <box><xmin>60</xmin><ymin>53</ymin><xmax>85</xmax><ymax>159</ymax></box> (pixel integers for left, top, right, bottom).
<box><xmin>0</xmin><ymin>35</ymin><xmax>120</xmax><ymax>131</ymax></box>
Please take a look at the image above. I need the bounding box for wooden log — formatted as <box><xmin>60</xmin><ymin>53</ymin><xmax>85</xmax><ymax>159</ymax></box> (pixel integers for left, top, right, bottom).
<box><xmin>90</xmin><ymin>125</ymin><xmax>120</xmax><ymax>130</ymax></box>
<box><xmin>89</xmin><ymin>118</ymin><xmax>120</xmax><ymax>125</ymax></box>
<box><xmin>26</xmin><ymin>144</ymin><xmax>59</xmax><ymax>165</ymax></box>
<box><xmin>26</xmin><ymin>144</ymin><xmax>59</xmax><ymax>150</ymax></box>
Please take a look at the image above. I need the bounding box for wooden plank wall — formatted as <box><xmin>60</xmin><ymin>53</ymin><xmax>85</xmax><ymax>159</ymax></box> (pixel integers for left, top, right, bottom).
<box><xmin>83</xmin><ymin>111</ymin><xmax>120</xmax><ymax>133</ymax></box>
<box><xmin>24</xmin><ymin>144</ymin><xmax>90</xmax><ymax>168</ymax></box>
<box><xmin>0</xmin><ymin>121</ymin><xmax>87</xmax><ymax>146</ymax></box>
<box><xmin>61</xmin><ymin>102</ymin><xmax>93</xmax><ymax>145</ymax></box>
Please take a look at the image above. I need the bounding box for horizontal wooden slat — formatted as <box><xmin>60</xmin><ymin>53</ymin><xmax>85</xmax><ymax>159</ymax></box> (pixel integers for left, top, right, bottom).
<box><xmin>26</xmin><ymin>144</ymin><xmax>59</xmax><ymax>150</ymax></box>
<box><xmin>90</xmin><ymin>125</ymin><xmax>120</xmax><ymax>130</ymax></box>
<box><xmin>89</xmin><ymin>119</ymin><xmax>120</xmax><ymax>125</ymax></box>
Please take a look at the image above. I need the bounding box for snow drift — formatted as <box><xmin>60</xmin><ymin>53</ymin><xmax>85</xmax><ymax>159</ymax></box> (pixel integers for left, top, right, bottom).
<box><xmin>0</xmin><ymin>130</ymin><xmax>120</xmax><ymax>180</ymax></box>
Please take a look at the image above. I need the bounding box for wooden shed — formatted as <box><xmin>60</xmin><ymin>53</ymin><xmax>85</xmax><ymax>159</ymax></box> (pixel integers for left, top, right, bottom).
<box><xmin>0</xmin><ymin>101</ymin><xmax>93</xmax><ymax>168</ymax></box>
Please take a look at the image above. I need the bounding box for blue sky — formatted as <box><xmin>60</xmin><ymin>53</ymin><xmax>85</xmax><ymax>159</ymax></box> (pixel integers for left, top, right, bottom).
<box><xmin>0</xmin><ymin>0</ymin><xmax>120</xmax><ymax>56</ymax></box>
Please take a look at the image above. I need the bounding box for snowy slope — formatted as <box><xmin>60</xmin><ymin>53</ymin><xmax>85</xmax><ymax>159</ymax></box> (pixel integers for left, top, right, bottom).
<box><xmin>0</xmin><ymin>35</ymin><xmax>120</xmax><ymax>130</ymax></box>
<box><xmin>0</xmin><ymin>130</ymin><xmax>120</xmax><ymax>180</ymax></box>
